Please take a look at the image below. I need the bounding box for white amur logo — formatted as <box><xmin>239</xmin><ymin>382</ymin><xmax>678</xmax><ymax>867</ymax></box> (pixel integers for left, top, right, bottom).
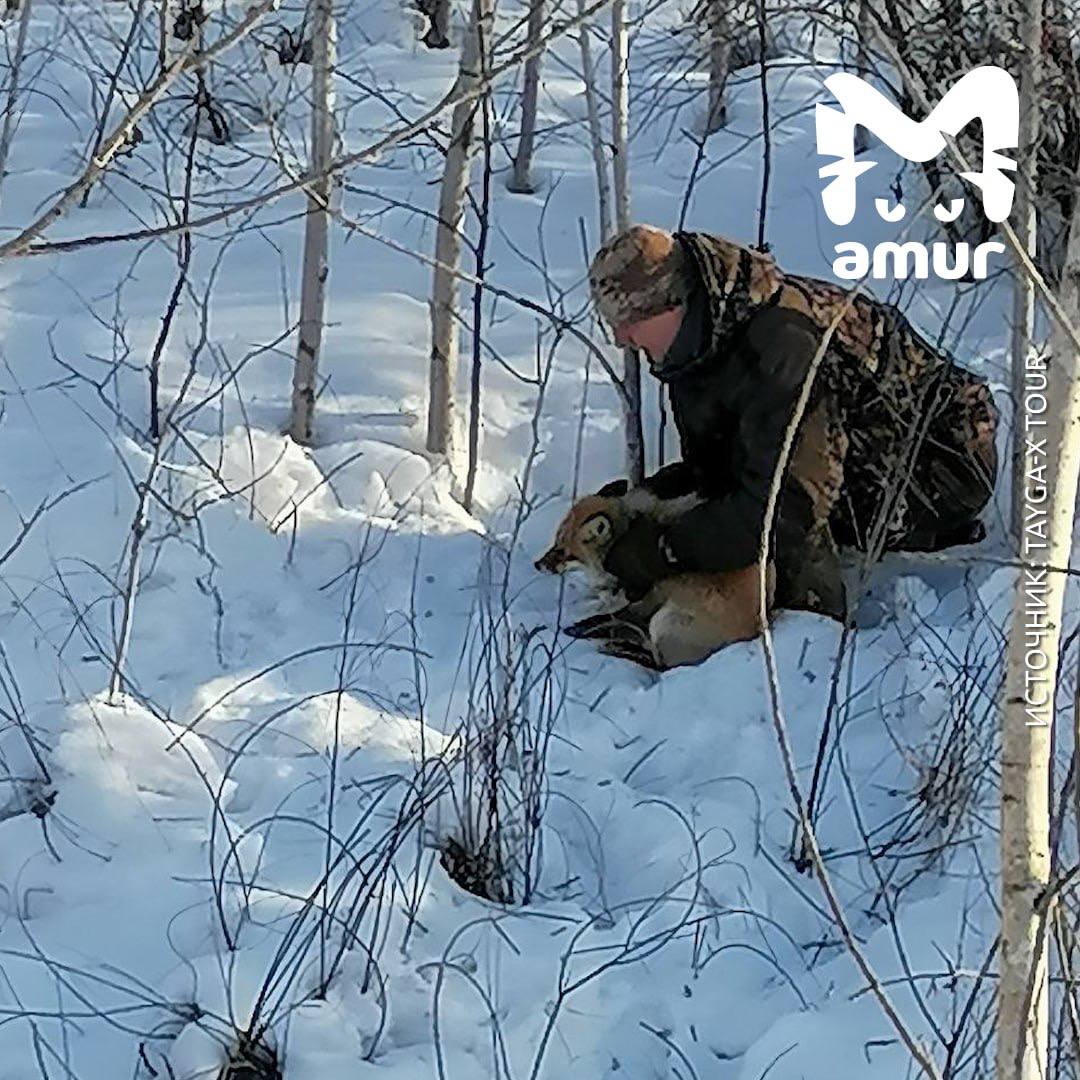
<box><xmin>815</xmin><ymin>65</ymin><xmax>1019</xmax><ymax>280</ymax></box>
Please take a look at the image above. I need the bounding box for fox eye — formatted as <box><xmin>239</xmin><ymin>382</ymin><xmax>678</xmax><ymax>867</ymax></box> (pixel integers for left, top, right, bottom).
<box><xmin>580</xmin><ymin>514</ymin><xmax>611</xmax><ymax>543</ymax></box>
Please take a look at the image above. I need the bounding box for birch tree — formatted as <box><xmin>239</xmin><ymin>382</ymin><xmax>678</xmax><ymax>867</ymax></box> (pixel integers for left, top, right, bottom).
<box><xmin>611</xmin><ymin>0</ymin><xmax>644</xmax><ymax>484</ymax></box>
<box><xmin>290</xmin><ymin>0</ymin><xmax>337</xmax><ymax>444</ymax></box>
<box><xmin>164</xmin><ymin>0</ymin><xmax>207</xmax><ymax>63</ymax></box>
<box><xmin>610</xmin><ymin>0</ymin><xmax>630</xmax><ymax>243</ymax></box>
<box><xmin>509</xmin><ymin>0</ymin><xmax>544</xmax><ymax>193</ymax></box>
<box><xmin>997</xmin><ymin>168</ymin><xmax>1080</xmax><ymax>1080</ymax></box>
<box><xmin>426</xmin><ymin>0</ymin><xmax>494</xmax><ymax>460</ymax></box>
<box><xmin>0</xmin><ymin>0</ymin><xmax>32</xmax><ymax>200</ymax></box>
<box><xmin>578</xmin><ymin>0</ymin><xmax>611</xmax><ymax>241</ymax></box>
<box><xmin>421</xmin><ymin>0</ymin><xmax>452</xmax><ymax>48</ymax></box>
<box><xmin>1008</xmin><ymin>0</ymin><xmax>1042</xmax><ymax>541</ymax></box>
<box><xmin>853</xmin><ymin>0</ymin><xmax>873</xmax><ymax>155</ymax></box>
<box><xmin>705</xmin><ymin>0</ymin><xmax>730</xmax><ymax>133</ymax></box>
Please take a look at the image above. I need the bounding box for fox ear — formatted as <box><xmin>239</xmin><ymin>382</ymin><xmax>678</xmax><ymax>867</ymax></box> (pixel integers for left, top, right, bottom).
<box><xmin>579</xmin><ymin>514</ymin><xmax>612</xmax><ymax>544</ymax></box>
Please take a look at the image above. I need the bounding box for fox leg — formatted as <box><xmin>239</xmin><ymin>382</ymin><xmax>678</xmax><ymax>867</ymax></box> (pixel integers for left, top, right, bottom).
<box><xmin>564</xmin><ymin>593</ymin><xmax>662</xmax><ymax>641</ymax></box>
<box><xmin>648</xmin><ymin>604</ymin><xmax>718</xmax><ymax>669</ymax></box>
<box><xmin>597</xmin><ymin>636</ymin><xmax>664</xmax><ymax>670</ymax></box>
<box><xmin>563</xmin><ymin>610</ymin><xmax>642</xmax><ymax>640</ymax></box>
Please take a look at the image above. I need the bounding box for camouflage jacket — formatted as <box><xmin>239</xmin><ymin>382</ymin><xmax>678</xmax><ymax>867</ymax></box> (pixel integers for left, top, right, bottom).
<box><xmin>646</xmin><ymin>231</ymin><xmax>999</xmax><ymax>558</ymax></box>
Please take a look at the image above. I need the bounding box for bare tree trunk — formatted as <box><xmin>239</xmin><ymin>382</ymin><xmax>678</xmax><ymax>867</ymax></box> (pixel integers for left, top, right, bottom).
<box><xmin>853</xmin><ymin>0</ymin><xmax>873</xmax><ymax>155</ymax></box>
<box><xmin>998</xmin><ymin>180</ymin><xmax>1080</xmax><ymax>1080</ymax></box>
<box><xmin>464</xmin><ymin>91</ymin><xmax>492</xmax><ymax>512</ymax></box>
<box><xmin>509</xmin><ymin>0</ymin><xmax>544</xmax><ymax>193</ymax></box>
<box><xmin>611</xmin><ymin>0</ymin><xmax>643</xmax><ymax>484</ymax></box>
<box><xmin>577</xmin><ymin>0</ymin><xmax>611</xmax><ymax>242</ymax></box>
<box><xmin>611</xmin><ymin>0</ymin><xmax>630</xmax><ymax>233</ymax></box>
<box><xmin>0</xmin><ymin>0</ymin><xmax>32</xmax><ymax>199</ymax></box>
<box><xmin>110</xmin><ymin>474</ymin><xmax>152</xmax><ymax>703</ymax></box>
<box><xmin>427</xmin><ymin>0</ymin><xmax>494</xmax><ymax>460</ymax></box>
<box><xmin>82</xmin><ymin>0</ymin><xmax>149</xmax><ymax>209</ymax></box>
<box><xmin>162</xmin><ymin>0</ymin><xmax>200</xmax><ymax>65</ymax></box>
<box><xmin>159</xmin><ymin>0</ymin><xmax>169</xmax><ymax>69</ymax></box>
<box><xmin>421</xmin><ymin>0</ymin><xmax>452</xmax><ymax>48</ymax></box>
<box><xmin>854</xmin><ymin>0</ymin><xmax>873</xmax><ymax>74</ymax></box>
<box><xmin>1009</xmin><ymin>0</ymin><xmax>1042</xmax><ymax>543</ymax></box>
<box><xmin>705</xmin><ymin>0</ymin><xmax>730</xmax><ymax>133</ymax></box>
<box><xmin>290</xmin><ymin>0</ymin><xmax>337</xmax><ymax>445</ymax></box>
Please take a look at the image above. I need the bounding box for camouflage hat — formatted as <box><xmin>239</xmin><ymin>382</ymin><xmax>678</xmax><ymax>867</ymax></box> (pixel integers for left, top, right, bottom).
<box><xmin>588</xmin><ymin>225</ymin><xmax>691</xmax><ymax>328</ymax></box>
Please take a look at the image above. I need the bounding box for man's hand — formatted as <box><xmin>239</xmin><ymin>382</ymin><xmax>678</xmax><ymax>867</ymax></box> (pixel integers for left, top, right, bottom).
<box><xmin>603</xmin><ymin>515</ymin><xmax>679</xmax><ymax>598</ymax></box>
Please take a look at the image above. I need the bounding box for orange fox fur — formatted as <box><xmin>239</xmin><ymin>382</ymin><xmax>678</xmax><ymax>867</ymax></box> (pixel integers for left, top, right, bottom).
<box><xmin>536</xmin><ymin>491</ymin><xmax>775</xmax><ymax>670</ymax></box>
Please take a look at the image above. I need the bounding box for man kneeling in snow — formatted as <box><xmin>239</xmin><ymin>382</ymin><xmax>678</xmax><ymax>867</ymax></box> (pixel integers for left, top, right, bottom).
<box><xmin>587</xmin><ymin>225</ymin><xmax>999</xmax><ymax>620</ymax></box>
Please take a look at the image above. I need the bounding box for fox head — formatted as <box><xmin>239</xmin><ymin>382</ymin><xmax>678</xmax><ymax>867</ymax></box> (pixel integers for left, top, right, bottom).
<box><xmin>535</xmin><ymin>495</ymin><xmax>626</xmax><ymax>575</ymax></box>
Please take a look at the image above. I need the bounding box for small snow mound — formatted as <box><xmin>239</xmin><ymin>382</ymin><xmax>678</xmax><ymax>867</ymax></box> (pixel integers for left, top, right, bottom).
<box><xmin>182</xmin><ymin>427</ymin><xmax>481</xmax><ymax>535</ymax></box>
<box><xmin>181</xmin><ymin>427</ymin><xmax>337</xmax><ymax>529</ymax></box>
<box><xmin>737</xmin><ymin>998</ymin><xmax>907</xmax><ymax>1080</ymax></box>
<box><xmin>168</xmin><ymin>1022</ymin><xmax>228</xmax><ymax>1080</ymax></box>
<box><xmin>311</xmin><ymin>437</ymin><xmax>480</xmax><ymax>532</ymax></box>
<box><xmin>54</xmin><ymin>695</ymin><xmax>231</xmax><ymax>834</ymax></box>
<box><xmin>189</xmin><ymin>674</ymin><xmax>453</xmax><ymax>762</ymax></box>
<box><xmin>285</xmin><ymin>995</ymin><xmax>374</xmax><ymax>1077</ymax></box>
<box><xmin>294</xmin><ymin>692</ymin><xmax>456</xmax><ymax>761</ymax></box>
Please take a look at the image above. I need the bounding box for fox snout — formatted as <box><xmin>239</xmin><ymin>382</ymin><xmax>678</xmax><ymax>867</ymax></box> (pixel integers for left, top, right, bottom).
<box><xmin>535</xmin><ymin>546</ymin><xmax>566</xmax><ymax>573</ymax></box>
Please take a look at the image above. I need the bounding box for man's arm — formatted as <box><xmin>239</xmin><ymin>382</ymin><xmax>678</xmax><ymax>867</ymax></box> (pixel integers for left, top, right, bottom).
<box><xmin>660</xmin><ymin>307</ymin><xmax>820</xmax><ymax>572</ymax></box>
<box><xmin>596</xmin><ymin>460</ymin><xmax>699</xmax><ymax>501</ymax></box>
<box><xmin>642</xmin><ymin>461</ymin><xmax>699</xmax><ymax>498</ymax></box>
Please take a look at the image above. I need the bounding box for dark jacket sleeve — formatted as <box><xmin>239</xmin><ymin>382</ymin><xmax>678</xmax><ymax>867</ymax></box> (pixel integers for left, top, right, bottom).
<box><xmin>640</xmin><ymin>461</ymin><xmax>699</xmax><ymax>499</ymax></box>
<box><xmin>597</xmin><ymin>461</ymin><xmax>699</xmax><ymax>500</ymax></box>
<box><xmin>662</xmin><ymin>307</ymin><xmax>820</xmax><ymax>572</ymax></box>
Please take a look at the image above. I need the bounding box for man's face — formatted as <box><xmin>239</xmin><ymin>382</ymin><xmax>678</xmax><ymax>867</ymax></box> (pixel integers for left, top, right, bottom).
<box><xmin>612</xmin><ymin>306</ymin><xmax>684</xmax><ymax>363</ymax></box>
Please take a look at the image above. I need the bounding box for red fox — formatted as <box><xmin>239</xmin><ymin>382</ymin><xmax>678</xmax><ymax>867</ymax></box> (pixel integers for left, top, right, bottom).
<box><xmin>535</xmin><ymin>491</ymin><xmax>775</xmax><ymax>670</ymax></box>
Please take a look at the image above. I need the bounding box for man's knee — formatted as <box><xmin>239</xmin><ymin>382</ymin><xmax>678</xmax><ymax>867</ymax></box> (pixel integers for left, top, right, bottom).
<box><xmin>925</xmin><ymin>377</ymin><xmax>999</xmax><ymax>521</ymax></box>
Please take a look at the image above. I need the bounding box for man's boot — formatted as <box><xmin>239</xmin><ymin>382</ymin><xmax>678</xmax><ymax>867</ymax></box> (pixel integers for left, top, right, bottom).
<box><xmin>774</xmin><ymin>530</ymin><xmax>847</xmax><ymax>622</ymax></box>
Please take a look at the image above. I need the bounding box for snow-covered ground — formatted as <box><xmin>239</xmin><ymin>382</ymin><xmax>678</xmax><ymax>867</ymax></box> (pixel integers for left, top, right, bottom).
<box><xmin>0</xmin><ymin>1</ymin><xmax>1044</xmax><ymax>1077</ymax></box>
